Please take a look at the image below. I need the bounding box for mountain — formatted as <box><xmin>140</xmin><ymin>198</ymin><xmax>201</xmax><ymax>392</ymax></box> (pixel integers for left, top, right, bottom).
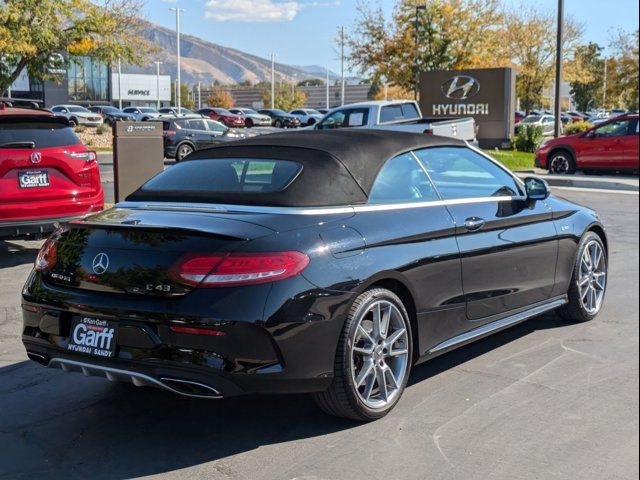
<box><xmin>126</xmin><ymin>23</ymin><xmax>322</xmax><ymax>86</ymax></box>
<box><xmin>293</xmin><ymin>65</ymin><xmax>340</xmax><ymax>81</ymax></box>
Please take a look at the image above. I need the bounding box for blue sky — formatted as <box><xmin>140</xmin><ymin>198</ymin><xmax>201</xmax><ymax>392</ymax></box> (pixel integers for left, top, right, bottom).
<box><xmin>147</xmin><ymin>0</ymin><xmax>639</xmax><ymax>74</ymax></box>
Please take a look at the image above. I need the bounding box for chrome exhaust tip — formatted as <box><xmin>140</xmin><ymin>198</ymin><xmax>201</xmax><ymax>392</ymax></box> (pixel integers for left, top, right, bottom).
<box><xmin>26</xmin><ymin>351</ymin><xmax>48</xmax><ymax>365</ymax></box>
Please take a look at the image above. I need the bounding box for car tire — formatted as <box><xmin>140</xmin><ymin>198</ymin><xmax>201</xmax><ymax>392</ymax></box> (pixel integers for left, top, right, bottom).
<box><xmin>307</xmin><ymin>118</ymin><xmax>316</xmax><ymax>126</ymax></box>
<box><xmin>176</xmin><ymin>143</ymin><xmax>194</xmax><ymax>162</ymax></box>
<box><xmin>245</xmin><ymin>118</ymin><xmax>253</xmax><ymax>128</ymax></box>
<box><xmin>274</xmin><ymin>119</ymin><xmax>283</xmax><ymax>128</ymax></box>
<box><xmin>313</xmin><ymin>288</ymin><xmax>413</xmax><ymax>421</ymax></box>
<box><xmin>557</xmin><ymin>232</ymin><xmax>608</xmax><ymax>323</ymax></box>
<box><xmin>69</xmin><ymin>118</ymin><xmax>78</xmax><ymax>128</ymax></box>
<box><xmin>548</xmin><ymin>150</ymin><xmax>576</xmax><ymax>174</ymax></box>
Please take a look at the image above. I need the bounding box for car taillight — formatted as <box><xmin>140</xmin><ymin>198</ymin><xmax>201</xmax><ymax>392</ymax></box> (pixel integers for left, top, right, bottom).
<box><xmin>66</xmin><ymin>151</ymin><xmax>97</xmax><ymax>163</ymax></box>
<box><xmin>169</xmin><ymin>251</ymin><xmax>309</xmax><ymax>287</ymax></box>
<box><xmin>423</xmin><ymin>128</ymin><xmax>434</xmax><ymax>135</ymax></box>
<box><xmin>163</xmin><ymin>130</ymin><xmax>177</xmax><ymax>137</ymax></box>
<box><xmin>169</xmin><ymin>325</ymin><xmax>226</xmax><ymax>336</ymax></box>
<box><xmin>35</xmin><ymin>238</ymin><xmax>58</xmax><ymax>271</ymax></box>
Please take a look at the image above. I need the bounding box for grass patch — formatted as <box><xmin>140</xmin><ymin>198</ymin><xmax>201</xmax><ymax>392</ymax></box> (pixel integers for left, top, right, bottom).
<box><xmin>483</xmin><ymin>149</ymin><xmax>535</xmax><ymax>172</ymax></box>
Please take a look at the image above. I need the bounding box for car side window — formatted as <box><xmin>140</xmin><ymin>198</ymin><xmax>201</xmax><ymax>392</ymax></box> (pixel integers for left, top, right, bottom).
<box><xmin>369</xmin><ymin>153</ymin><xmax>439</xmax><ymax>204</ymax></box>
<box><xmin>206</xmin><ymin>120</ymin><xmax>226</xmax><ymax>132</ymax></box>
<box><xmin>185</xmin><ymin>119</ymin><xmax>206</xmax><ymax>130</ymax></box>
<box><xmin>319</xmin><ymin>110</ymin><xmax>346</xmax><ymax>129</ymax></box>
<box><xmin>595</xmin><ymin>119</ymin><xmax>632</xmax><ymax>137</ymax></box>
<box><xmin>413</xmin><ymin>147</ymin><xmax>522</xmax><ymax>200</ymax></box>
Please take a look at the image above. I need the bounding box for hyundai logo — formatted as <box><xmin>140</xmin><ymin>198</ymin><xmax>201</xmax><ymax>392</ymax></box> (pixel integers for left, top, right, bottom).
<box><xmin>441</xmin><ymin>75</ymin><xmax>481</xmax><ymax>100</ymax></box>
<box><xmin>92</xmin><ymin>253</ymin><xmax>110</xmax><ymax>275</ymax></box>
<box><xmin>30</xmin><ymin>152</ymin><xmax>42</xmax><ymax>164</ymax></box>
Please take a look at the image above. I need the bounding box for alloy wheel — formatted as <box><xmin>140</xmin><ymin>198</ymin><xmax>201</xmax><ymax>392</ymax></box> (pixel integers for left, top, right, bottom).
<box><xmin>578</xmin><ymin>240</ymin><xmax>607</xmax><ymax>315</ymax></box>
<box><xmin>350</xmin><ymin>300</ymin><xmax>410</xmax><ymax>410</ymax></box>
<box><xmin>550</xmin><ymin>154</ymin><xmax>570</xmax><ymax>174</ymax></box>
<box><xmin>177</xmin><ymin>145</ymin><xmax>193</xmax><ymax>161</ymax></box>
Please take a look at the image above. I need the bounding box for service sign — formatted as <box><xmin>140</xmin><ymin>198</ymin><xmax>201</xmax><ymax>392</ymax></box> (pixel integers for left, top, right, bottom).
<box><xmin>111</xmin><ymin>73</ymin><xmax>171</xmax><ymax>102</ymax></box>
<box><xmin>419</xmin><ymin>67</ymin><xmax>516</xmax><ymax>148</ymax></box>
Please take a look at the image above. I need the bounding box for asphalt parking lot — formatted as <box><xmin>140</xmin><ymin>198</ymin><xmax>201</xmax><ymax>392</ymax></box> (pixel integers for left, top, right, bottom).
<box><xmin>0</xmin><ymin>188</ymin><xmax>638</xmax><ymax>480</ymax></box>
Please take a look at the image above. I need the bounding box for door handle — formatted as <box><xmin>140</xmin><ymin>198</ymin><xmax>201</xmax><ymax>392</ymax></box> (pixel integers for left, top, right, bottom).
<box><xmin>464</xmin><ymin>217</ymin><xmax>485</xmax><ymax>232</ymax></box>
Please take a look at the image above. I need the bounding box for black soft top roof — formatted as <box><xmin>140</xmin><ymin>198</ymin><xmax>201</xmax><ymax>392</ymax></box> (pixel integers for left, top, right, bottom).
<box><xmin>128</xmin><ymin>130</ymin><xmax>467</xmax><ymax>207</ymax></box>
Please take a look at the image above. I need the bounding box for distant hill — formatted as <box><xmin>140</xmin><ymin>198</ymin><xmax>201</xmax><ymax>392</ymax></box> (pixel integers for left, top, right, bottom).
<box><xmin>293</xmin><ymin>65</ymin><xmax>340</xmax><ymax>81</ymax></box>
<box><xmin>126</xmin><ymin>23</ymin><xmax>322</xmax><ymax>86</ymax></box>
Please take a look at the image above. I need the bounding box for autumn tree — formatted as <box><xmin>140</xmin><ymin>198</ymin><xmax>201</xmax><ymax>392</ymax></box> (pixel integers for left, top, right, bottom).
<box><xmin>261</xmin><ymin>83</ymin><xmax>307</xmax><ymax>111</ymax></box>
<box><xmin>500</xmin><ymin>6</ymin><xmax>583</xmax><ymax>114</ymax></box>
<box><xmin>568</xmin><ymin>43</ymin><xmax>604</xmax><ymax>112</ymax></box>
<box><xmin>0</xmin><ymin>0</ymin><xmax>156</xmax><ymax>95</ymax></box>
<box><xmin>347</xmin><ymin>0</ymin><xmax>505</xmax><ymax>91</ymax></box>
<box><xmin>607</xmin><ymin>29</ymin><xmax>639</xmax><ymax>111</ymax></box>
<box><xmin>206</xmin><ymin>87</ymin><xmax>235</xmax><ymax>109</ymax></box>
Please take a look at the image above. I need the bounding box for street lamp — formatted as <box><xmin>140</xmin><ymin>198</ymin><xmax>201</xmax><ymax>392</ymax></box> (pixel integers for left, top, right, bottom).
<box><xmin>553</xmin><ymin>0</ymin><xmax>564</xmax><ymax>138</ymax></box>
<box><xmin>154</xmin><ymin>61</ymin><xmax>163</xmax><ymax>110</ymax></box>
<box><xmin>170</xmin><ymin>7</ymin><xmax>186</xmax><ymax>111</ymax></box>
<box><xmin>414</xmin><ymin>4</ymin><xmax>426</xmax><ymax>100</ymax></box>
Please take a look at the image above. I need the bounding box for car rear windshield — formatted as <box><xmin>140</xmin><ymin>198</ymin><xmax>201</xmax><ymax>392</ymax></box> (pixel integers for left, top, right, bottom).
<box><xmin>0</xmin><ymin>120</ymin><xmax>81</xmax><ymax>148</ymax></box>
<box><xmin>139</xmin><ymin>158</ymin><xmax>303</xmax><ymax>195</ymax></box>
<box><xmin>380</xmin><ymin>103</ymin><xmax>420</xmax><ymax>123</ymax></box>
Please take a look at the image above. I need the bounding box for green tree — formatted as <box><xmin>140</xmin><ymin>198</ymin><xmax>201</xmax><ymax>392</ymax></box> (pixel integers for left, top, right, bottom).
<box><xmin>261</xmin><ymin>83</ymin><xmax>307</xmax><ymax>111</ymax></box>
<box><xmin>347</xmin><ymin>0</ymin><xmax>505</xmax><ymax>91</ymax></box>
<box><xmin>0</xmin><ymin>0</ymin><xmax>156</xmax><ymax>95</ymax></box>
<box><xmin>171</xmin><ymin>83</ymin><xmax>195</xmax><ymax>109</ymax></box>
<box><xmin>569</xmin><ymin>43</ymin><xmax>604</xmax><ymax>112</ymax></box>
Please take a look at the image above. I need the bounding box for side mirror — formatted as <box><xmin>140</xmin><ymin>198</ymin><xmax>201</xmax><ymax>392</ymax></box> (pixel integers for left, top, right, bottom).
<box><xmin>585</xmin><ymin>129</ymin><xmax>596</xmax><ymax>138</ymax></box>
<box><xmin>524</xmin><ymin>177</ymin><xmax>551</xmax><ymax>201</ymax></box>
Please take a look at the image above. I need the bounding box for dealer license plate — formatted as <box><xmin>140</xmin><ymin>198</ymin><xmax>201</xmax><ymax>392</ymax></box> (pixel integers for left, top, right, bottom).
<box><xmin>67</xmin><ymin>317</ymin><xmax>118</xmax><ymax>358</ymax></box>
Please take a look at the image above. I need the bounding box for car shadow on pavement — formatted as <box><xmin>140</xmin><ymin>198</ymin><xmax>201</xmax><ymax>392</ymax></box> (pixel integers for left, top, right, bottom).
<box><xmin>0</xmin><ymin>240</ymin><xmax>41</xmax><ymax>269</ymax></box>
<box><xmin>0</xmin><ymin>311</ymin><xmax>572</xmax><ymax>479</ymax></box>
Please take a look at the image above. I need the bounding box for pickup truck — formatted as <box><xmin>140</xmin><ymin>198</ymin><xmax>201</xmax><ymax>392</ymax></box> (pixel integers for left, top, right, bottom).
<box><xmin>312</xmin><ymin>100</ymin><xmax>477</xmax><ymax>142</ymax></box>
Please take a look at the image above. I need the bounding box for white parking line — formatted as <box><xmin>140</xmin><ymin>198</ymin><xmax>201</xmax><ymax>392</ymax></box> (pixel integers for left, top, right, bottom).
<box><xmin>552</xmin><ymin>186</ymin><xmax>639</xmax><ymax>195</ymax></box>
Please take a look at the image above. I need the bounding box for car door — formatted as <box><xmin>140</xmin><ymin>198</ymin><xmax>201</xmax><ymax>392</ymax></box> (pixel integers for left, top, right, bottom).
<box><xmin>183</xmin><ymin>119</ymin><xmax>211</xmax><ymax>150</ymax></box>
<box><xmin>413</xmin><ymin>147</ymin><xmax>559</xmax><ymax>322</ymax></box>
<box><xmin>580</xmin><ymin>118</ymin><xmax>632</xmax><ymax>168</ymax></box>
<box><xmin>347</xmin><ymin>152</ymin><xmax>466</xmax><ymax>352</ymax></box>
<box><xmin>620</xmin><ymin>118</ymin><xmax>639</xmax><ymax>170</ymax></box>
<box><xmin>205</xmin><ymin>120</ymin><xmax>228</xmax><ymax>146</ymax></box>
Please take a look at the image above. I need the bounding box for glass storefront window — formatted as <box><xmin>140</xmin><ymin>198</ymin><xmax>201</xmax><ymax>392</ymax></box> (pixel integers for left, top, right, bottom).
<box><xmin>68</xmin><ymin>57</ymin><xmax>108</xmax><ymax>102</ymax></box>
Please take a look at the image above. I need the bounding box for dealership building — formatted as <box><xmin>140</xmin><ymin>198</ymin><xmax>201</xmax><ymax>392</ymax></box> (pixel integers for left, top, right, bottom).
<box><xmin>8</xmin><ymin>56</ymin><xmax>171</xmax><ymax>108</ymax></box>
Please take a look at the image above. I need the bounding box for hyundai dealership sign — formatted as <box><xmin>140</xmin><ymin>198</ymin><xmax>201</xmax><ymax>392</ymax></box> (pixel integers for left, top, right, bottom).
<box><xmin>111</xmin><ymin>73</ymin><xmax>171</xmax><ymax>103</ymax></box>
<box><xmin>419</xmin><ymin>67</ymin><xmax>516</xmax><ymax>148</ymax></box>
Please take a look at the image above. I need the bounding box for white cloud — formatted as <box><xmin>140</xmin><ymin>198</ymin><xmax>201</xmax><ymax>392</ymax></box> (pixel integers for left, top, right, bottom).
<box><xmin>205</xmin><ymin>0</ymin><xmax>301</xmax><ymax>22</ymax></box>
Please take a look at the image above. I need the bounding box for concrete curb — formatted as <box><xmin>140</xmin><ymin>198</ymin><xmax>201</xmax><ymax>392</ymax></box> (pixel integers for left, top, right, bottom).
<box><xmin>515</xmin><ymin>172</ymin><xmax>639</xmax><ymax>192</ymax></box>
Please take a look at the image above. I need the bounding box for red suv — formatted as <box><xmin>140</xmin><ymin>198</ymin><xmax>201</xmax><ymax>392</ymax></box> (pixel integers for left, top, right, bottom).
<box><xmin>197</xmin><ymin>108</ymin><xmax>245</xmax><ymax>128</ymax></box>
<box><xmin>535</xmin><ymin>114</ymin><xmax>639</xmax><ymax>174</ymax></box>
<box><xmin>0</xmin><ymin>107</ymin><xmax>104</xmax><ymax>239</ymax></box>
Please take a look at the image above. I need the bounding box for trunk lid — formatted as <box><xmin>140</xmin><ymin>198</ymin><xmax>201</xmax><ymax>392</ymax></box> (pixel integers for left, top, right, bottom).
<box><xmin>43</xmin><ymin>208</ymin><xmax>274</xmax><ymax>297</ymax></box>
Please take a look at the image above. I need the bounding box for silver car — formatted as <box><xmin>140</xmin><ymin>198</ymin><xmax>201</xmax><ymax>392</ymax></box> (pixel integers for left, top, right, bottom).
<box><xmin>516</xmin><ymin>114</ymin><xmax>560</xmax><ymax>136</ymax></box>
<box><xmin>50</xmin><ymin>105</ymin><xmax>103</xmax><ymax>127</ymax></box>
<box><xmin>229</xmin><ymin>108</ymin><xmax>272</xmax><ymax>128</ymax></box>
<box><xmin>289</xmin><ymin>108</ymin><xmax>324</xmax><ymax>126</ymax></box>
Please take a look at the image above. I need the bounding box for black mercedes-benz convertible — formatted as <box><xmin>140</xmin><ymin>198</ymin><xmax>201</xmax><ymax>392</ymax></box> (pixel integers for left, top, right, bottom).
<box><xmin>22</xmin><ymin>130</ymin><xmax>608</xmax><ymax>421</ymax></box>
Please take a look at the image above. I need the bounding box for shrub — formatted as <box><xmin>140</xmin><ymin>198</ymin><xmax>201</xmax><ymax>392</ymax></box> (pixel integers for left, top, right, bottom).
<box><xmin>515</xmin><ymin>124</ymin><xmax>544</xmax><ymax>152</ymax></box>
<box><xmin>96</xmin><ymin>124</ymin><xmax>110</xmax><ymax>135</ymax></box>
<box><xmin>74</xmin><ymin>124</ymin><xmax>87</xmax><ymax>133</ymax></box>
<box><xmin>563</xmin><ymin>121</ymin><xmax>594</xmax><ymax>135</ymax></box>
<box><xmin>206</xmin><ymin>88</ymin><xmax>235</xmax><ymax>109</ymax></box>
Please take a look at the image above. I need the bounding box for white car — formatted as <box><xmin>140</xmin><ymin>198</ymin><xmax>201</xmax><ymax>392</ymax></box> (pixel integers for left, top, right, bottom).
<box><xmin>121</xmin><ymin>107</ymin><xmax>164</xmax><ymax>122</ymax></box>
<box><xmin>516</xmin><ymin>114</ymin><xmax>560</xmax><ymax>136</ymax></box>
<box><xmin>289</xmin><ymin>108</ymin><xmax>324</xmax><ymax>126</ymax></box>
<box><xmin>229</xmin><ymin>108</ymin><xmax>272</xmax><ymax>127</ymax></box>
<box><xmin>50</xmin><ymin>105</ymin><xmax>103</xmax><ymax>127</ymax></box>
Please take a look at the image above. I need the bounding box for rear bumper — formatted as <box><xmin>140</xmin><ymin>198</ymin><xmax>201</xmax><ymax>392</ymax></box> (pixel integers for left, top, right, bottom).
<box><xmin>535</xmin><ymin>151</ymin><xmax>548</xmax><ymax>169</ymax></box>
<box><xmin>0</xmin><ymin>212</ymin><xmax>98</xmax><ymax>239</ymax></box>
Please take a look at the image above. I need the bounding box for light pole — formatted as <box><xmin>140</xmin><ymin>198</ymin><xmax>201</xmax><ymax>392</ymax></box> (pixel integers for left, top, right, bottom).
<box><xmin>326</xmin><ymin>67</ymin><xmax>330</xmax><ymax>109</ymax></box>
<box><xmin>154</xmin><ymin>61</ymin><xmax>163</xmax><ymax>110</ymax></box>
<box><xmin>117</xmin><ymin>57</ymin><xmax>123</xmax><ymax>110</ymax></box>
<box><xmin>170</xmin><ymin>7</ymin><xmax>186</xmax><ymax>111</ymax></box>
<box><xmin>414</xmin><ymin>4</ymin><xmax>426</xmax><ymax>100</ymax></box>
<box><xmin>602</xmin><ymin>58</ymin><xmax>608</xmax><ymax>111</ymax></box>
<box><xmin>340</xmin><ymin>26</ymin><xmax>345</xmax><ymax>106</ymax></box>
<box><xmin>553</xmin><ymin>0</ymin><xmax>564</xmax><ymax>138</ymax></box>
<box><xmin>271</xmin><ymin>53</ymin><xmax>275</xmax><ymax>109</ymax></box>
